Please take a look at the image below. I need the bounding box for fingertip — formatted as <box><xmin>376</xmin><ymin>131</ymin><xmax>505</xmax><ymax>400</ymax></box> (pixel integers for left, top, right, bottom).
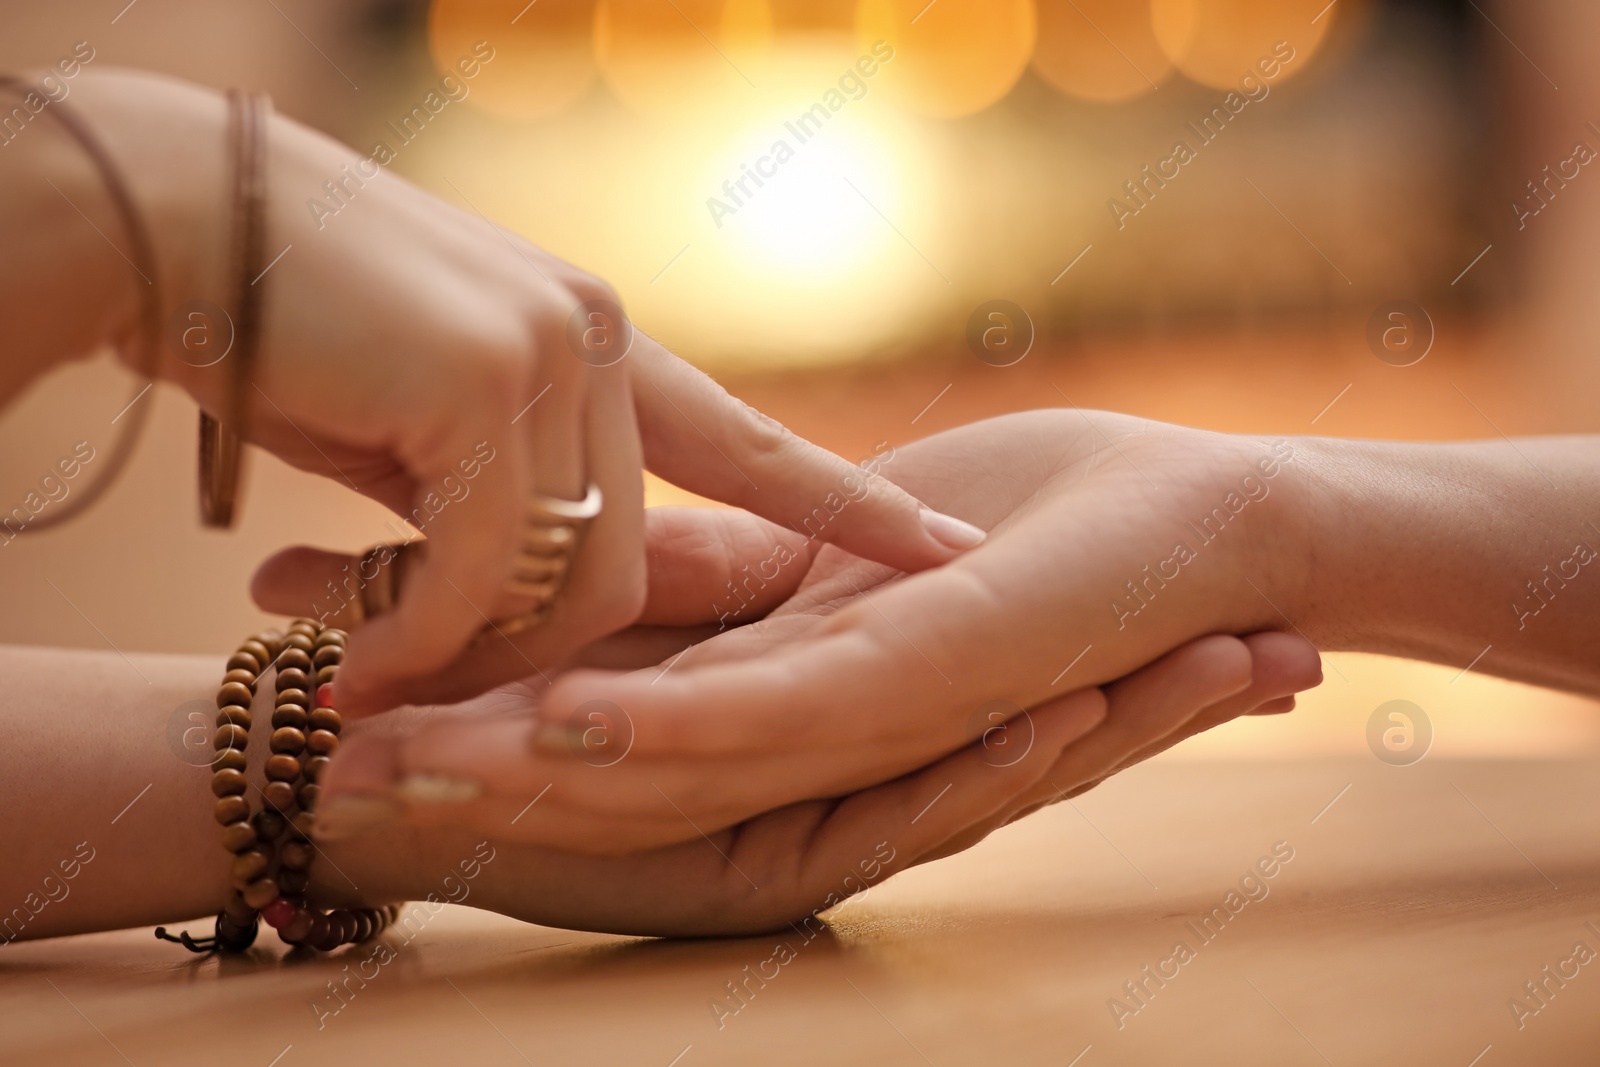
<box><xmin>1240</xmin><ymin>631</ymin><xmax>1324</xmax><ymax>696</ymax></box>
<box><xmin>250</xmin><ymin>545</ymin><xmax>339</xmax><ymax>615</ymax></box>
<box><xmin>337</xmin><ymin>613</ymin><xmax>470</xmax><ymax>714</ymax></box>
<box><xmin>319</xmin><ymin>732</ymin><xmax>401</xmax><ymax>802</ymax></box>
<box><xmin>1058</xmin><ymin>686</ymin><xmax>1109</xmax><ymax>739</ymax></box>
<box><xmin>918</xmin><ymin>508</ymin><xmax>987</xmax><ymax>553</ymax></box>
<box><xmin>538</xmin><ymin>667</ymin><xmax>653</xmax><ymax>753</ymax></box>
<box><xmin>1250</xmin><ymin>696</ymin><xmax>1298</xmax><ymax>715</ymax></box>
<box><xmin>1187</xmin><ymin>633</ymin><xmax>1255</xmax><ymax>700</ymax></box>
<box><xmin>248</xmin><ymin>552</ymin><xmax>287</xmax><ymax>609</ymax></box>
<box><xmin>324</xmin><ymin>654</ymin><xmax>405</xmax><ymax>718</ymax></box>
<box><xmin>1037</xmin><ymin>692</ymin><xmax>1109</xmax><ymax>755</ymax></box>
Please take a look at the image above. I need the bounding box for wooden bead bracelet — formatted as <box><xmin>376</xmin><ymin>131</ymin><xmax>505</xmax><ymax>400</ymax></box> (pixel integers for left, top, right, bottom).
<box><xmin>157</xmin><ymin>618</ymin><xmax>398</xmax><ymax>953</ymax></box>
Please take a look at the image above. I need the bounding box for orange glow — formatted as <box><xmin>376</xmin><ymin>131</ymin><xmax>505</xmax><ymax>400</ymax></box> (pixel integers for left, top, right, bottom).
<box><xmin>766</xmin><ymin>0</ymin><xmax>856</xmax><ymax>34</ymax></box>
<box><xmin>594</xmin><ymin>0</ymin><xmax>773</xmax><ymax>121</ymax></box>
<box><xmin>855</xmin><ymin>0</ymin><xmax>1037</xmax><ymax>118</ymax></box>
<box><xmin>1150</xmin><ymin>0</ymin><xmax>1333</xmax><ymax>90</ymax></box>
<box><xmin>428</xmin><ymin>0</ymin><xmax>598</xmax><ymax>121</ymax></box>
<box><xmin>1031</xmin><ymin>0</ymin><xmax>1173</xmax><ymax>103</ymax></box>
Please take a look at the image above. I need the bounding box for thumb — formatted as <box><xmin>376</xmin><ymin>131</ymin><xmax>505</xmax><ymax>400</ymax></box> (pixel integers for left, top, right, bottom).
<box><xmin>630</xmin><ymin>336</ymin><xmax>986</xmax><ymax>574</ymax></box>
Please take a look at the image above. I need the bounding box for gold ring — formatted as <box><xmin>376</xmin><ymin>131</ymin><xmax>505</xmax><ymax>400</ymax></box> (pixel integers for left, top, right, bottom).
<box><xmin>353</xmin><ymin>540</ymin><xmax>425</xmax><ymax>624</ymax></box>
<box><xmin>487</xmin><ymin>483</ymin><xmax>602</xmax><ymax>637</ymax></box>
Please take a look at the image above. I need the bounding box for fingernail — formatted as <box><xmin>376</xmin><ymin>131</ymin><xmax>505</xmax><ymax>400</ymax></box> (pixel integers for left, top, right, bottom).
<box><xmin>919</xmin><ymin>508</ymin><xmax>986</xmax><ymax>551</ymax></box>
<box><xmin>312</xmin><ymin>795</ymin><xmax>400</xmax><ymax>842</ymax></box>
<box><xmin>394</xmin><ymin>772</ymin><xmax>483</xmax><ymax>806</ymax></box>
<box><xmin>529</xmin><ymin>718</ymin><xmax>575</xmax><ymax>756</ymax></box>
<box><xmin>316</xmin><ymin>683</ymin><xmax>335</xmax><ymax>708</ymax></box>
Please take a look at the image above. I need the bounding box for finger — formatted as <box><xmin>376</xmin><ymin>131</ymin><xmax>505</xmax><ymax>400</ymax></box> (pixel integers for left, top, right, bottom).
<box><xmin>1094</xmin><ymin>631</ymin><xmax>1318</xmax><ymax>774</ymax></box>
<box><xmin>484</xmin><ymin>353</ymin><xmax>644</xmax><ymax>644</ymax></box>
<box><xmin>1087</xmin><ymin>630</ymin><xmax>1321</xmax><ymax>779</ymax></box>
<box><xmin>1047</xmin><ymin>634</ymin><xmax>1254</xmax><ymax>796</ymax></box>
<box><xmin>629</xmin><ymin>335</ymin><xmax>986</xmax><ymax>574</ymax></box>
<box><xmin>251</xmin><ymin>546</ymin><xmax>373</xmax><ymax>630</ymax></box>
<box><xmin>635</xmin><ymin>507</ymin><xmax>814</xmax><ymax>628</ymax></box>
<box><xmin>916</xmin><ymin>635</ymin><xmax>1255</xmax><ymax>863</ymax></box>
<box><xmin>251</xmin><ymin>506</ymin><xmax>806</xmax><ymax>639</ymax></box>
<box><xmin>1048</xmin><ymin>631</ymin><xmax>1321</xmax><ymax>806</ymax></box>
<box><xmin>736</xmin><ymin>688</ymin><xmax>1109</xmax><ymax>930</ymax></box>
<box><xmin>321</xmin><ymin>713</ymin><xmax>696</xmax><ymax>854</ymax></box>
<box><xmin>338</xmin><ymin>356</ymin><xmax>644</xmax><ymax>713</ymax></box>
<box><xmin>537</xmin><ymin>562</ymin><xmax>1010</xmax><ymax>761</ymax></box>
<box><xmin>472</xmin><ymin>318</ymin><xmax>593</xmax><ymax>631</ymax></box>
<box><xmin>334</xmin><ymin>357</ymin><xmax>532</xmax><ymax>714</ymax></box>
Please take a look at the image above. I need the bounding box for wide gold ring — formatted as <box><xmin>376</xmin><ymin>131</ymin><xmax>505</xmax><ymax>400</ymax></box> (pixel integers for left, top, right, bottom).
<box><xmin>485</xmin><ymin>483</ymin><xmax>603</xmax><ymax>639</ymax></box>
<box><xmin>353</xmin><ymin>541</ymin><xmax>425</xmax><ymax>624</ymax></box>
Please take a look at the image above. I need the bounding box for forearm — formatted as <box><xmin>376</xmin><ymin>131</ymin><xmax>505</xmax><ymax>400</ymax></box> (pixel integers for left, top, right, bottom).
<box><xmin>0</xmin><ymin>90</ymin><xmax>138</xmax><ymax>400</ymax></box>
<box><xmin>0</xmin><ymin>69</ymin><xmax>228</xmax><ymax>404</ymax></box>
<box><xmin>1297</xmin><ymin>436</ymin><xmax>1600</xmax><ymax>695</ymax></box>
<box><xmin>0</xmin><ymin>646</ymin><xmax>404</xmax><ymax>942</ymax></box>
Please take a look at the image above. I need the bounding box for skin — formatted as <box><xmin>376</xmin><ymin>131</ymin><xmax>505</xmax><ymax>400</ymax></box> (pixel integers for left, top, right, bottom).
<box><xmin>0</xmin><ymin>66</ymin><xmax>1322</xmax><ymax>942</ymax></box>
<box><xmin>0</xmin><ymin>615</ymin><xmax>1317</xmax><ymax>943</ymax></box>
<box><xmin>0</xmin><ymin>67</ymin><xmax>986</xmax><ymax>716</ymax></box>
<box><xmin>317</xmin><ymin>410</ymin><xmax>1600</xmax><ymax>853</ymax></box>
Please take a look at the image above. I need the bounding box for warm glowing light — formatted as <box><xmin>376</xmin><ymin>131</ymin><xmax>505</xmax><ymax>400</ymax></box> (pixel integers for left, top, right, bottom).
<box><xmin>1031</xmin><ymin>0</ymin><xmax>1173</xmax><ymax>103</ymax></box>
<box><xmin>672</xmin><ymin>87</ymin><xmax>944</xmax><ymax>362</ymax></box>
<box><xmin>855</xmin><ymin>0</ymin><xmax>1037</xmax><ymax>118</ymax></box>
<box><xmin>594</xmin><ymin>0</ymin><xmax>773</xmax><ymax>121</ymax></box>
<box><xmin>406</xmin><ymin>42</ymin><xmax>949</xmax><ymax>369</ymax></box>
<box><xmin>713</xmin><ymin>120</ymin><xmax>900</xmax><ymax>270</ymax></box>
<box><xmin>1150</xmin><ymin>0</ymin><xmax>1333</xmax><ymax>91</ymax></box>
<box><xmin>428</xmin><ymin>0</ymin><xmax>598</xmax><ymax>121</ymax></box>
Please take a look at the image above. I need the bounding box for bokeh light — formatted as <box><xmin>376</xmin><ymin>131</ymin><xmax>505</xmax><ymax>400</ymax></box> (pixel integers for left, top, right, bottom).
<box><xmin>1031</xmin><ymin>0</ymin><xmax>1173</xmax><ymax>103</ymax></box>
<box><xmin>855</xmin><ymin>0</ymin><xmax>1037</xmax><ymax>118</ymax></box>
<box><xmin>594</xmin><ymin>0</ymin><xmax>773</xmax><ymax>121</ymax></box>
<box><xmin>406</xmin><ymin>38</ymin><xmax>945</xmax><ymax>367</ymax></box>
<box><xmin>428</xmin><ymin>0</ymin><xmax>598</xmax><ymax>121</ymax></box>
<box><xmin>1150</xmin><ymin>0</ymin><xmax>1333</xmax><ymax>90</ymax></box>
<box><xmin>714</xmin><ymin>115</ymin><xmax>901</xmax><ymax>270</ymax></box>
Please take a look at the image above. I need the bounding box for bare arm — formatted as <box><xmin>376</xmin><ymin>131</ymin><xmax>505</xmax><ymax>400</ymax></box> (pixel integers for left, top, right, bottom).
<box><xmin>379</xmin><ymin>414</ymin><xmax>1600</xmax><ymax>856</ymax></box>
<box><xmin>1298</xmin><ymin>436</ymin><xmax>1600</xmax><ymax>695</ymax></box>
<box><xmin>0</xmin><ymin>645</ymin><xmax>398</xmax><ymax>943</ymax></box>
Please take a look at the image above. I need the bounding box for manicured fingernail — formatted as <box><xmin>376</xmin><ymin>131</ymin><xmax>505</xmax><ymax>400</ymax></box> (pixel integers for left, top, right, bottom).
<box><xmin>316</xmin><ymin>683</ymin><xmax>335</xmax><ymax>708</ymax></box>
<box><xmin>920</xmin><ymin>508</ymin><xmax>987</xmax><ymax>551</ymax></box>
<box><xmin>394</xmin><ymin>772</ymin><xmax>482</xmax><ymax>806</ymax></box>
<box><xmin>529</xmin><ymin>719</ymin><xmax>575</xmax><ymax>756</ymax></box>
<box><xmin>312</xmin><ymin>795</ymin><xmax>400</xmax><ymax>841</ymax></box>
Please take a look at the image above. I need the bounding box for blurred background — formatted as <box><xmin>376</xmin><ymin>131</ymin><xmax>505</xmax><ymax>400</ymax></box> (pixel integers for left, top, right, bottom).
<box><xmin>1</xmin><ymin>0</ymin><xmax>1597</xmax><ymax>757</ymax></box>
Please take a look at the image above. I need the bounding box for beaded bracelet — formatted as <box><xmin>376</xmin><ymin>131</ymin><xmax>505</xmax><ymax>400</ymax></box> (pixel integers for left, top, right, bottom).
<box><xmin>158</xmin><ymin>618</ymin><xmax>397</xmax><ymax>953</ymax></box>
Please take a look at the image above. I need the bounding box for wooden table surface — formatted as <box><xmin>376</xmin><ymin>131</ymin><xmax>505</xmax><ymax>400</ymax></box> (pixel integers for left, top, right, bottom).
<box><xmin>5</xmin><ymin>754</ymin><xmax>1597</xmax><ymax>1067</ymax></box>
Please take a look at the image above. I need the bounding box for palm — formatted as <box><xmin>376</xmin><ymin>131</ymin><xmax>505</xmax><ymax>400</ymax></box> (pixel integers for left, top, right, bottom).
<box><xmin>342</xmin><ymin>411</ymin><xmax>1323</xmax><ymax>937</ymax></box>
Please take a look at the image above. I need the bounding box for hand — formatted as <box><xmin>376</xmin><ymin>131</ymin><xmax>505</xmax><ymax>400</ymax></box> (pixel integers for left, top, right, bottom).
<box><xmin>317</xmin><ymin>409</ymin><xmax>1320</xmax><ymax>851</ymax></box>
<box><xmin>64</xmin><ymin>71</ymin><xmax>986</xmax><ymax>714</ymax></box>
<box><xmin>347</xmin><ymin>628</ymin><xmax>1318</xmax><ymax>937</ymax></box>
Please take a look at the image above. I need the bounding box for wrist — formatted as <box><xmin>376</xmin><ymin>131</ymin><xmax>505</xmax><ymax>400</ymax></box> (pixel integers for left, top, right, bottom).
<box><xmin>1291</xmin><ymin>436</ymin><xmax>1485</xmax><ymax>658</ymax></box>
<box><xmin>1288</xmin><ymin>434</ymin><xmax>1600</xmax><ymax>692</ymax></box>
<box><xmin>0</xmin><ymin>74</ymin><xmax>154</xmax><ymax>398</ymax></box>
<box><xmin>1229</xmin><ymin>431</ymin><xmax>1322</xmax><ymax>634</ymax></box>
<box><xmin>60</xmin><ymin>71</ymin><xmax>230</xmax><ymax>390</ymax></box>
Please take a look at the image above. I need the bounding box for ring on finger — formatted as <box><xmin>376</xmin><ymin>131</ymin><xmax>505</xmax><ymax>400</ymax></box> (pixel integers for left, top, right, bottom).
<box><xmin>484</xmin><ymin>483</ymin><xmax>603</xmax><ymax>639</ymax></box>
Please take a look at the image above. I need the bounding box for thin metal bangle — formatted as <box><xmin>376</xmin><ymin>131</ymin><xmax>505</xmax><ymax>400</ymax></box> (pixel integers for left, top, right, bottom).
<box><xmin>0</xmin><ymin>74</ymin><xmax>162</xmax><ymax>534</ymax></box>
<box><xmin>199</xmin><ymin>89</ymin><xmax>271</xmax><ymax>528</ymax></box>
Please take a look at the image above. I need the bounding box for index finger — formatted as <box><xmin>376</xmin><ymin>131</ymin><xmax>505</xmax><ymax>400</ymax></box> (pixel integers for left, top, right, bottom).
<box><xmin>630</xmin><ymin>336</ymin><xmax>987</xmax><ymax>575</ymax></box>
